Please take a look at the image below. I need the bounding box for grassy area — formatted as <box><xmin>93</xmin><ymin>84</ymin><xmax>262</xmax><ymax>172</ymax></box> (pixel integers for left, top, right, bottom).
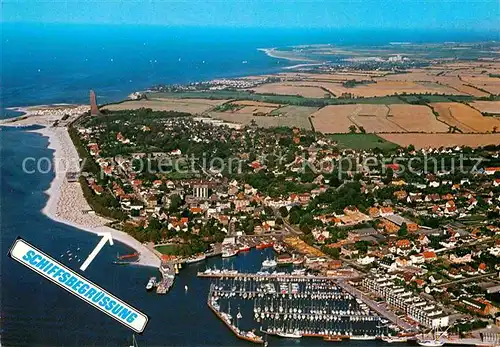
<box><xmin>155</xmin><ymin>244</ymin><xmax>180</xmax><ymax>255</ymax></box>
<box><xmin>328</xmin><ymin>133</ymin><xmax>400</xmax><ymax>151</ymax></box>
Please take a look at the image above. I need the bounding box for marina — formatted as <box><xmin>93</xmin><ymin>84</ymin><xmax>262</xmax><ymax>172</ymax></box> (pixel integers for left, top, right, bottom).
<box><xmin>205</xmin><ymin>273</ymin><xmax>400</xmax><ymax>342</ymax></box>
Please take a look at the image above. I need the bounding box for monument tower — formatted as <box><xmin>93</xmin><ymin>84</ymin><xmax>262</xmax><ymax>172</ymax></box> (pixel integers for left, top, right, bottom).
<box><xmin>90</xmin><ymin>90</ymin><xmax>100</xmax><ymax>116</ymax></box>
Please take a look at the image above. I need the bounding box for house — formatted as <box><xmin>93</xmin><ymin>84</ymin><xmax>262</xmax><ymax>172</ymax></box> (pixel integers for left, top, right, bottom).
<box><xmin>450</xmin><ymin>253</ymin><xmax>472</xmax><ymax>264</ymax></box>
<box><xmin>423</xmin><ymin>251</ymin><xmax>437</xmax><ymax>262</ymax></box>
<box><xmin>484</xmin><ymin>167</ymin><xmax>500</xmax><ymax>175</ymax></box>
<box><xmin>410</xmin><ymin>254</ymin><xmax>425</xmax><ymax>264</ymax></box>
<box><xmin>380</xmin><ymin>207</ymin><xmax>394</xmax><ymax>217</ymax></box>
<box><xmin>357</xmin><ymin>256</ymin><xmax>376</xmax><ymax>265</ymax></box>
<box><xmin>418</xmin><ymin>235</ymin><xmax>430</xmax><ymax>246</ymax></box>
<box><xmin>396</xmin><ymin>239</ymin><xmax>411</xmax><ymax>250</ymax></box>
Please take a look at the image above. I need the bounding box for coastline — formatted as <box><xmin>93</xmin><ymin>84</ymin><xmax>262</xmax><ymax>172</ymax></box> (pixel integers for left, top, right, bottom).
<box><xmin>2</xmin><ymin>114</ymin><xmax>161</xmax><ymax>268</ymax></box>
<box><xmin>37</xmin><ymin>126</ymin><xmax>161</xmax><ymax>268</ymax></box>
<box><xmin>258</xmin><ymin>47</ymin><xmax>320</xmax><ymax>63</ymax></box>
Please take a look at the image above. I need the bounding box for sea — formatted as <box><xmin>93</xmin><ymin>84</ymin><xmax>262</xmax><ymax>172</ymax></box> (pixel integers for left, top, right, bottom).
<box><xmin>1</xmin><ymin>23</ymin><xmax>497</xmax><ymax>346</ymax></box>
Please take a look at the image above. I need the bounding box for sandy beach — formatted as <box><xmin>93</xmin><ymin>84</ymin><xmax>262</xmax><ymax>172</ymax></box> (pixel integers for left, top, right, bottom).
<box><xmin>2</xmin><ymin>108</ymin><xmax>161</xmax><ymax>268</ymax></box>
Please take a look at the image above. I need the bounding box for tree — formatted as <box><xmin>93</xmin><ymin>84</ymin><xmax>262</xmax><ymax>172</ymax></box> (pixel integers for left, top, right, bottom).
<box><xmin>359</xmin><ymin>126</ymin><xmax>366</xmax><ymax>134</ymax></box>
<box><xmin>278</xmin><ymin>206</ymin><xmax>289</xmax><ymax>218</ymax></box>
<box><xmin>289</xmin><ymin>210</ymin><xmax>301</xmax><ymax>225</ymax></box>
<box><xmin>169</xmin><ymin>194</ymin><xmax>183</xmax><ymax>213</ymax></box>
<box><xmin>398</xmin><ymin>222</ymin><xmax>408</xmax><ymax>237</ymax></box>
<box><xmin>354</xmin><ymin>241</ymin><xmax>369</xmax><ymax>254</ymax></box>
<box><xmin>349</xmin><ymin>125</ymin><xmax>357</xmax><ymax>134</ymax></box>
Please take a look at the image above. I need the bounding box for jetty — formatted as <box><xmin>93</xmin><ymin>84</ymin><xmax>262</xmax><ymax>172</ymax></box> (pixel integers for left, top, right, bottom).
<box><xmin>207</xmin><ymin>284</ymin><xmax>264</xmax><ymax>344</ymax></box>
<box><xmin>156</xmin><ymin>262</ymin><xmax>175</xmax><ymax>294</ymax></box>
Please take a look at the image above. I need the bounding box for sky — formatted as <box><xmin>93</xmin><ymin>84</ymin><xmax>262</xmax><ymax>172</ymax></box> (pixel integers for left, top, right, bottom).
<box><xmin>2</xmin><ymin>0</ymin><xmax>499</xmax><ymax>31</ymax></box>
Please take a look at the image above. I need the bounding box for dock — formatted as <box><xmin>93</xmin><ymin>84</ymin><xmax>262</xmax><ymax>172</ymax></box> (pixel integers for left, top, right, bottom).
<box><xmin>198</xmin><ymin>271</ymin><xmax>352</xmax><ymax>280</ymax></box>
<box><xmin>156</xmin><ymin>262</ymin><xmax>175</xmax><ymax>294</ymax></box>
<box><xmin>207</xmin><ymin>284</ymin><xmax>264</xmax><ymax>344</ymax></box>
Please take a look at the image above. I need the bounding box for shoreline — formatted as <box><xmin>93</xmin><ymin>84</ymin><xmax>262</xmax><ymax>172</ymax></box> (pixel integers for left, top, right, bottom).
<box><xmin>4</xmin><ymin>118</ymin><xmax>161</xmax><ymax>269</ymax></box>
<box><xmin>257</xmin><ymin>47</ymin><xmax>320</xmax><ymax>63</ymax></box>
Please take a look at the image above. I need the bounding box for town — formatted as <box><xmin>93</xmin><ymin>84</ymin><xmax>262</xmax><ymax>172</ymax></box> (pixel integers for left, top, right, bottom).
<box><xmin>66</xmin><ymin>103</ymin><xmax>500</xmax><ymax>344</ymax></box>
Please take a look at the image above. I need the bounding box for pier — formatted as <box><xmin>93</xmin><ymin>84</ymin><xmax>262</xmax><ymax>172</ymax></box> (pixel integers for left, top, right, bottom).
<box><xmin>198</xmin><ymin>271</ymin><xmax>354</xmax><ymax>281</ymax></box>
<box><xmin>207</xmin><ymin>284</ymin><xmax>265</xmax><ymax>344</ymax></box>
<box><xmin>156</xmin><ymin>262</ymin><xmax>175</xmax><ymax>294</ymax></box>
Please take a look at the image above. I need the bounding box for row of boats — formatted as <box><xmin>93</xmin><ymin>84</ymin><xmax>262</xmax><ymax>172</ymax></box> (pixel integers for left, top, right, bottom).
<box><xmin>208</xmin><ymin>276</ymin><xmax>407</xmax><ymax>344</ymax></box>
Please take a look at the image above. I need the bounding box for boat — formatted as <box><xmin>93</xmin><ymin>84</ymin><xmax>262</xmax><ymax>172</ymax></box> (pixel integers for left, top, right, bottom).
<box><xmin>185</xmin><ymin>253</ymin><xmax>206</xmax><ymax>264</ymax></box>
<box><xmin>222</xmin><ymin>248</ymin><xmax>238</xmax><ymax>258</ymax></box>
<box><xmin>128</xmin><ymin>334</ymin><xmax>139</xmax><ymax>347</ymax></box>
<box><xmin>382</xmin><ymin>336</ymin><xmax>408</xmax><ymax>343</ymax></box>
<box><xmin>256</xmin><ymin>242</ymin><xmax>273</xmax><ymax>250</ymax></box>
<box><xmin>417</xmin><ymin>327</ymin><xmax>447</xmax><ymax>346</ymax></box>
<box><xmin>276</xmin><ymin>253</ymin><xmax>293</xmax><ymax>266</ymax></box>
<box><xmin>238</xmin><ymin>244</ymin><xmax>251</xmax><ymax>252</ymax></box>
<box><xmin>273</xmin><ymin>243</ymin><xmax>285</xmax><ymax>253</ymax></box>
<box><xmin>324</xmin><ymin>336</ymin><xmax>343</xmax><ymax>342</ymax></box>
<box><xmin>276</xmin><ymin>330</ymin><xmax>302</xmax><ymax>339</ymax></box>
<box><xmin>262</xmin><ymin>258</ymin><xmax>277</xmax><ymax>268</ymax></box>
<box><xmin>146</xmin><ymin>277</ymin><xmax>156</xmax><ymax>291</ymax></box>
<box><xmin>417</xmin><ymin>340</ymin><xmax>445</xmax><ymax>347</ymax></box>
<box><xmin>350</xmin><ymin>335</ymin><xmax>377</xmax><ymax>340</ymax></box>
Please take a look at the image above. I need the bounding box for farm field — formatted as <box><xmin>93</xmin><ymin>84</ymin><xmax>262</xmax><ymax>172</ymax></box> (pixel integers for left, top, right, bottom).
<box><xmin>329</xmin><ymin>134</ymin><xmax>399</xmax><ymax>150</ymax></box>
<box><xmin>231</xmin><ymin>100</ymin><xmax>282</xmax><ymax>107</ymax></box>
<box><xmin>251</xmin><ymin>80</ymin><xmax>465</xmax><ymax>99</ymax></box>
<box><xmin>430</xmin><ymin>102</ymin><xmax>500</xmax><ymax>133</ymax></box>
<box><xmin>388</xmin><ymin>104</ymin><xmax>449</xmax><ymax>132</ymax></box>
<box><xmin>460</xmin><ymin>75</ymin><xmax>500</xmax><ymax>95</ymax></box>
<box><xmin>208</xmin><ymin>105</ymin><xmax>316</xmax><ymax>130</ymax></box>
<box><xmin>250</xmin><ymin>82</ymin><xmax>329</xmax><ymax>98</ymax></box>
<box><xmin>310</xmin><ymin>103</ymin><xmax>449</xmax><ymax>133</ymax></box>
<box><xmin>379</xmin><ymin>133</ymin><xmax>500</xmax><ymax>149</ymax></box>
<box><xmin>469</xmin><ymin>101</ymin><xmax>500</xmax><ymax>115</ymax></box>
<box><xmin>103</xmin><ymin>98</ymin><xmax>227</xmax><ymax>114</ymax></box>
<box><xmin>309</xmin><ymin>104</ymin><xmax>359</xmax><ymax>133</ymax></box>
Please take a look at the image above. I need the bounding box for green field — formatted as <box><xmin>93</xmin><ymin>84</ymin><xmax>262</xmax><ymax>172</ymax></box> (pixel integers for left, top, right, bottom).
<box><xmin>155</xmin><ymin>244</ymin><xmax>179</xmax><ymax>255</ymax></box>
<box><xmin>328</xmin><ymin>134</ymin><xmax>399</xmax><ymax>151</ymax></box>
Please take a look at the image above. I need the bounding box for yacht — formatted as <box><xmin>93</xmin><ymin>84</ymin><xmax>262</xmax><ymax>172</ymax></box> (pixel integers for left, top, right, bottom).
<box><xmin>350</xmin><ymin>335</ymin><xmax>377</xmax><ymax>340</ymax></box>
<box><xmin>146</xmin><ymin>277</ymin><xmax>156</xmax><ymax>291</ymax></box>
<box><xmin>382</xmin><ymin>336</ymin><xmax>408</xmax><ymax>343</ymax></box>
<box><xmin>417</xmin><ymin>340</ymin><xmax>445</xmax><ymax>347</ymax></box>
<box><xmin>262</xmin><ymin>258</ymin><xmax>277</xmax><ymax>268</ymax></box>
<box><xmin>222</xmin><ymin>248</ymin><xmax>238</xmax><ymax>258</ymax></box>
<box><xmin>276</xmin><ymin>330</ymin><xmax>302</xmax><ymax>338</ymax></box>
<box><xmin>185</xmin><ymin>253</ymin><xmax>206</xmax><ymax>264</ymax></box>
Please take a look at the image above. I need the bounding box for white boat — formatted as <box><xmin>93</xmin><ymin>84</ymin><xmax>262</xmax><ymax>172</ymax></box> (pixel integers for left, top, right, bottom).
<box><xmin>146</xmin><ymin>277</ymin><xmax>156</xmax><ymax>291</ymax></box>
<box><xmin>262</xmin><ymin>258</ymin><xmax>277</xmax><ymax>268</ymax></box>
<box><xmin>382</xmin><ymin>336</ymin><xmax>408</xmax><ymax>343</ymax></box>
<box><xmin>417</xmin><ymin>340</ymin><xmax>445</xmax><ymax>347</ymax></box>
<box><xmin>185</xmin><ymin>254</ymin><xmax>206</xmax><ymax>264</ymax></box>
<box><xmin>222</xmin><ymin>248</ymin><xmax>238</xmax><ymax>258</ymax></box>
<box><xmin>350</xmin><ymin>335</ymin><xmax>376</xmax><ymax>340</ymax></box>
<box><xmin>276</xmin><ymin>330</ymin><xmax>302</xmax><ymax>338</ymax></box>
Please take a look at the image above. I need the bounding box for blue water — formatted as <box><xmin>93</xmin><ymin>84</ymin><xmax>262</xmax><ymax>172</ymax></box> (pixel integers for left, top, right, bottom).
<box><xmin>1</xmin><ymin>23</ymin><xmax>497</xmax><ymax>346</ymax></box>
